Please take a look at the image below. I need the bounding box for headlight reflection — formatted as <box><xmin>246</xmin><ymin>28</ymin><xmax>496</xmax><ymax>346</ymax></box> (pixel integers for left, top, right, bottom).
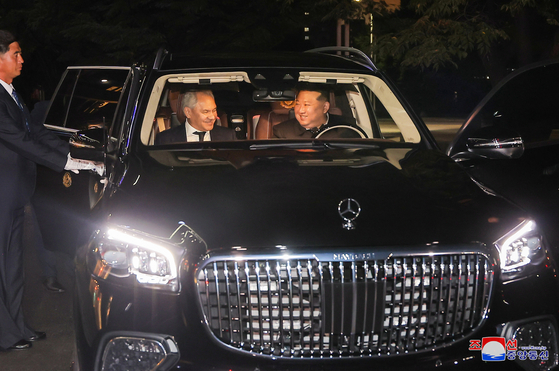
<box><xmin>495</xmin><ymin>219</ymin><xmax>545</xmax><ymax>272</ymax></box>
<box><xmin>92</xmin><ymin>227</ymin><xmax>180</xmax><ymax>291</ymax></box>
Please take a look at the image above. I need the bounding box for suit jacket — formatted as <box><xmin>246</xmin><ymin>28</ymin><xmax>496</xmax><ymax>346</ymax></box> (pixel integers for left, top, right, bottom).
<box><xmin>155</xmin><ymin>123</ymin><xmax>236</xmax><ymax>145</ymax></box>
<box><xmin>0</xmin><ymin>87</ymin><xmax>68</xmax><ymax>211</ymax></box>
<box><xmin>272</xmin><ymin>114</ymin><xmax>363</xmax><ymax>139</ymax></box>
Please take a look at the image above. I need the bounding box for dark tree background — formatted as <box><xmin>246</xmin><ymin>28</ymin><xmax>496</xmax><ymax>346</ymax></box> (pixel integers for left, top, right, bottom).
<box><xmin>357</xmin><ymin>0</ymin><xmax>559</xmax><ymax>115</ymax></box>
<box><xmin>1</xmin><ymin>0</ymin><xmax>558</xmax><ymax>117</ymax></box>
<box><xmin>0</xmin><ymin>0</ymin><xmax>327</xmax><ymax>101</ymax></box>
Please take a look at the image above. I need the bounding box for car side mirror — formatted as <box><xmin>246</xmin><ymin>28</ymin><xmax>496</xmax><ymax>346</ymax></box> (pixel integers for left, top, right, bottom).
<box><xmin>467</xmin><ymin>136</ymin><xmax>524</xmax><ymax>159</ymax></box>
<box><xmin>451</xmin><ymin>127</ymin><xmax>524</xmax><ymax>161</ymax></box>
<box><xmin>69</xmin><ymin>127</ymin><xmax>107</xmax><ymax>162</ymax></box>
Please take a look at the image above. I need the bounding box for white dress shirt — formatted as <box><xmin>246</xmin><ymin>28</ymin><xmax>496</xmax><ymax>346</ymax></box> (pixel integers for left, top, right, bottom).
<box><xmin>185</xmin><ymin>119</ymin><xmax>210</xmax><ymax>142</ymax></box>
<box><xmin>0</xmin><ymin>79</ymin><xmax>19</xmax><ymax>105</ymax></box>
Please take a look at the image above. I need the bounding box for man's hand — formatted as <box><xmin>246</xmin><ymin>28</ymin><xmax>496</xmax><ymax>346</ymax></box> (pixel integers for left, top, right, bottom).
<box><xmin>64</xmin><ymin>153</ymin><xmax>105</xmax><ymax>176</ymax></box>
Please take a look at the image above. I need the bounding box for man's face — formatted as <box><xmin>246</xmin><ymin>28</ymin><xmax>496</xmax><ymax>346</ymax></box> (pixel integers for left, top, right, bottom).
<box><xmin>0</xmin><ymin>42</ymin><xmax>23</xmax><ymax>84</ymax></box>
<box><xmin>294</xmin><ymin>90</ymin><xmax>330</xmax><ymax>129</ymax></box>
<box><xmin>184</xmin><ymin>93</ymin><xmax>217</xmax><ymax>132</ymax></box>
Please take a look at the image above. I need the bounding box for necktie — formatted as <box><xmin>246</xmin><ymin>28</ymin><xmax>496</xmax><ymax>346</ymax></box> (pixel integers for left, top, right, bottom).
<box><xmin>193</xmin><ymin>131</ymin><xmax>206</xmax><ymax>142</ymax></box>
<box><xmin>12</xmin><ymin>89</ymin><xmax>30</xmax><ymax>132</ymax></box>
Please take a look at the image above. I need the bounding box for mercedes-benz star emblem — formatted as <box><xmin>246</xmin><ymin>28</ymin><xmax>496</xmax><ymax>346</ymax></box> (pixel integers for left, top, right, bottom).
<box><xmin>338</xmin><ymin>198</ymin><xmax>361</xmax><ymax>230</ymax></box>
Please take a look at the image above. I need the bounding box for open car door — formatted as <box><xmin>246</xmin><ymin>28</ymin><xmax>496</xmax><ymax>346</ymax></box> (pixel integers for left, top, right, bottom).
<box><xmin>32</xmin><ymin>67</ymin><xmax>131</xmax><ymax>256</ymax></box>
<box><xmin>447</xmin><ymin>59</ymin><xmax>559</xmax><ymax>245</ymax></box>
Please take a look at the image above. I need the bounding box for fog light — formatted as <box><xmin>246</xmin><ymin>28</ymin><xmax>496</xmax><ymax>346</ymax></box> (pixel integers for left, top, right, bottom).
<box><xmin>99</xmin><ymin>333</ymin><xmax>179</xmax><ymax>371</ymax></box>
<box><xmin>502</xmin><ymin>317</ymin><xmax>559</xmax><ymax>371</ymax></box>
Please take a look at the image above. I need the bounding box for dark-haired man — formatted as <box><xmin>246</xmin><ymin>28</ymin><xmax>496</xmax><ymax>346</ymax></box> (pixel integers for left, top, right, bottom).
<box><xmin>272</xmin><ymin>87</ymin><xmax>364</xmax><ymax>139</ymax></box>
<box><xmin>0</xmin><ymin>30</ymin><xmax>101</xmax><ymax>351</ymax></box>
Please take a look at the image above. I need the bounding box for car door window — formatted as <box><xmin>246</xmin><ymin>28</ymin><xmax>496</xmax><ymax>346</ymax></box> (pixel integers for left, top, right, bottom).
<box><xmin>45</xmin><ymin>68</ymin><xmax>130</xmax><ymax>133</ymax></box>
<box><xmin>475</xmin><ymin>63</ymin><xmax>559</xmax><ymax>146</ymax></box>
<box><xmin>44</xmin><ymin>69</ymin><xmax>79</xmax><ymax>128</ymax></box>
<box><xmin>108</xmin><ymin>68</ymin><xmax>137</xmax><ymax>146</ymax></box>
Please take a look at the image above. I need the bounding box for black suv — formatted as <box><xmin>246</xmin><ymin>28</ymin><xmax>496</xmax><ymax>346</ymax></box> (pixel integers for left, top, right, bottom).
<box><xmin>37</xmin><ymin>48</ymin><xmax>559</xmax><ymax>371</ymax></box>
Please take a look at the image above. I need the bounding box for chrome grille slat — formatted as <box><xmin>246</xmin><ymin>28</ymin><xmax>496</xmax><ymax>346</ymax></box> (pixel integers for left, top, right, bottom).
<box><xmin>371</xmin><ymin>261</ymin><xmax>379</xmax><ymax>355</ymax></box>
<box><xmin>380</xmin><ymin>261</ymin><xmax>388</xmax><ymax>353</ymax></box>
<box><xmin>307</xmin><ymin>260</ymin><xmax>316</xmax><ymax>353</ymax></box>
<box><xmin>460</xmin><ymin>255</ymin><xmax>472</xmax><ymax>334</ymax></box>
<box><xmin>197</xmin><ymin>254</ymin><xmax>492</xmax><ymax>358</ymax></box>
<box><xmin>341</xmin><ymin>262</ymin><xmax>346</xmax><ymax>354</ymax></box>
<box><xmin>264</xmin><ymin>261</ymin><xmax>273</xmax><ymax>353</ymax></box>
<box><xmin>296</xmin><ymin>261</ymin><xmax>304</xmax><ymax>355</ymax></box>
<box><xmin>436</xmin><ymin>259</ymin><xmax>444</xmax><ymax>342</ymax></box>
<box><xmin>214</xmin><ymin>262</ymin><xmax>223</xmax><ymax>338</ymax></box>
<box><xmin>471</xmin><ymin>257</ymin><xmax>481</xmax><ymax>326</ymax></box>
<box><xmin>287</xmin><ymin>261</ymin><xmax>295</xmax><ymax>355</ymax></box>
<box><xmin>254</xmin><ymin>262</ymin><xmax>263</xmax><ymax>352</ymax></box>
<box><xmin>427</xmin><ymin>259</ymin><xmax>437</xmax><ymax>345</ymax></box>
<box><xmin>223</xmin><ymin>262</ymin><xmax>233</xmax><ymax>343</ymax></box>
<box><xmin>443</xmin><ymin>257</ymin><xmax>452</xmax><ymax>340</ymax></box>
<box><xmin>244</xmin><ymin>262</ymin><xmax>254</xmax><ymax>349</ymax></box>
<box><xmin>327</xmin><ymin>262</ymin><xmax>334</xmax><ymax>354</ymax></box>
<box><xmin>404</xmin><ymin>258</ymin><xmax>417</xmax><ymax>352</ymax></box>
<box><xmin>390</xmin><ymin>261</ymin><xmax>397</xmax><ymax>352</ymax></box>
<box><xmin>233</xmin><ymin>262</ymin><xmax>243</xmax><ymax>347</ymax></box>
<box><xmin>274</xmin><ymin>261</ymin><xmax>285</xmax><ymax>355</ymax></box>
<box><xmin>317</xmin><ymin>262</ymin><xmax>325</xmax><ymax>353</ymax></box>
<box><xmin>450</xmin><ymin>256</ymin><xmax>461</xmax><ymax>337</ymax></box>
<box><xmin>360</xmin><ymin>261</ymin><xmax>369</xmax><ymax>354</ymax></box>
<box><xmin>202</xmin><ymin>267</ymin><xmax>212</xmax><ymax>333</ymax></box>
<box><xmin>419</xmin><ymin>258</ymin><xmax>429</xmax><ymax>348</ymax></box>
<box><xmin>399</xmin><ymin>259</ymin><xmax>408</xmax><ymax>352</ymax></box>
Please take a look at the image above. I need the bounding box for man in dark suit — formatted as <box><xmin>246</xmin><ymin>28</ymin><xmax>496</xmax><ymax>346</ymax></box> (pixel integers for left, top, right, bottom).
<box><xmin>0</xmin><ymin>30</ymin><xmax>101</xmax><ymax>351</ymax></box>
<box><xmin>155</xmin><ymin>90</ymin><xmax>236</xmax><ymax>144</ymax></box>
<box><xmin>273</xmin><ymin>86</ymin><xmax>365</xmax><ymax>139</ymax></box>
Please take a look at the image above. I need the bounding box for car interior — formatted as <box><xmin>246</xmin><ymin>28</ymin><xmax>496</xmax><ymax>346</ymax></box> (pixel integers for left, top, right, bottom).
<box><xmin>140</xmin><ymin>71</ymin><xmax>422</xmax><ymax>146</ymax></box>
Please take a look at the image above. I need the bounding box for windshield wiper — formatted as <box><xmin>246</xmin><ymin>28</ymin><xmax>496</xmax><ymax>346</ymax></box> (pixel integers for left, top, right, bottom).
<box><xmin>322</xmin><ymin>142</ymin><xmax>380</xmax><ymax>150</ymax></box>
<box><xmin>249</xmin><ymin>141</ymin><xmax>380</xmax><ymax>150</ymax></box>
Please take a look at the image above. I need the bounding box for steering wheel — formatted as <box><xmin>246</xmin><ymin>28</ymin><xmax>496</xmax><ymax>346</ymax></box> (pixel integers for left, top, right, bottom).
<box><xmin>315</xmin><ymin>125</ymin><xmax>368</xmax><ymax>139</ymax></box>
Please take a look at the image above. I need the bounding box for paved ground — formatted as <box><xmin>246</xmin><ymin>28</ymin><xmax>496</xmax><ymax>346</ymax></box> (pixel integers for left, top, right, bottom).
<box><xmin>0</xmin><ymin>117</ymin><xmax>464</xmax><ymax>371</ymax></box>
<box><xmin>424</xmin><ymin>117</ymin><xmax>464</xmax><ymax>151</ymax></box>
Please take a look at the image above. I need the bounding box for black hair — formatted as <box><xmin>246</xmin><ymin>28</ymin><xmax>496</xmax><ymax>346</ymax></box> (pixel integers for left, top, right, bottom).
<box><xmin>295</xmin><ymin>83</ymin><xmax>329</xmax><ymax>102</ymax></box>
<box><xmin>0</xmin><ymin>30</ymin><xmax>16</xmax><ymax>55</ymax></box>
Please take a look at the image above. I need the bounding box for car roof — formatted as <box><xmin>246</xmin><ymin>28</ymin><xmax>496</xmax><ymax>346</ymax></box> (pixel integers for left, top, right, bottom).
<box><xmin>155</xmin><ymin>48</ymin><xmax>378</xmax><ymax>73</ymax></box>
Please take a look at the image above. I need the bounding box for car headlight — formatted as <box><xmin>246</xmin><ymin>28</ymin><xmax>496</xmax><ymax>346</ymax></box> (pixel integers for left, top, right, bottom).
<box><xmin>91</xmin><ymin>227</ymin><xmax>182</xmax><ymax>292</ymax></box>
<box><xmin>495</xmin><ymin>219</ymin><xmax>546</xmax><ymax>272</ymax></box>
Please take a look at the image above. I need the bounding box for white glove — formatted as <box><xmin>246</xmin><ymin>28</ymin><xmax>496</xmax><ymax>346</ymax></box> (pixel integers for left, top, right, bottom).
<box><xmin>64</xmin><ymin>153</ymin><xmax>105</xmax><ymax>176</ymax></box>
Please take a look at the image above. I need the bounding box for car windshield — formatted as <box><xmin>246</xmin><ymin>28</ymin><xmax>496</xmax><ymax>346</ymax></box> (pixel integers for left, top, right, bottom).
<box><xmin>140</xmin><ymin>71</ymin><xmax>421</xmax><ymax>147</ymax></box>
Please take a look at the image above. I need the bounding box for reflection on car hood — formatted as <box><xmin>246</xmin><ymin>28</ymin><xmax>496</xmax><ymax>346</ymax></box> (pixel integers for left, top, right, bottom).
<box><xmin>104</xmin><ymin>146</ymin><xmax>525</xmax><ymax>251</ymax></box>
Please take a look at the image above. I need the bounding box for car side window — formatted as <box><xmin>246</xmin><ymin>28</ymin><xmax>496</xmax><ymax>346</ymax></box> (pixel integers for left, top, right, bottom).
<box><xmin>44</xmin><ymin>69</ymin><xmax>79</xmax><ymax>128</ymax></box>
<box><xmin>108</xmin><ymin>69</ymin><xmax>135</xmax><ymax>144</ymax></box>
<box><xmin>45</xmin><ymin>68</ymin><xmax>130</xmax><ymax>132</ymax></box>
<box><xmin>360</xmin><ymin>84</ymin><xmax>403</xmax><ymax>142</ymax></box>
<box><xmin>477</xmin><ymin>64</ymin><xmax>559</xmax><ymax>145</ymax></box>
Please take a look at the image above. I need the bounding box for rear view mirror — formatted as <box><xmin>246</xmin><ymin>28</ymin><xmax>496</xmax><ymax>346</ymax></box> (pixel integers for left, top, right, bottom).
<box><xmin>253</xmin><ymin>89</ymin><xmax>296</xmax><ymax>102</ymax></box>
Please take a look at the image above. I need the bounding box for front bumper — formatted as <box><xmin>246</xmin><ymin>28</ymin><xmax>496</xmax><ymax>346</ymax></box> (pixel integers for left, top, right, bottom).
<box><xmin>74</xmin><ymin>247</ymin><xmax>559</xmax><ymax>371</ymax></box>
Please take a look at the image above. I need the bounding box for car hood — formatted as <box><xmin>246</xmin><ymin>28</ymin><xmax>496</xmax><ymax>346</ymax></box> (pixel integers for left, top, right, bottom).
<box><xmin>102</xmin><ymin>146</ymin><xmax>524</xmax><ymax>251</ymax></box>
